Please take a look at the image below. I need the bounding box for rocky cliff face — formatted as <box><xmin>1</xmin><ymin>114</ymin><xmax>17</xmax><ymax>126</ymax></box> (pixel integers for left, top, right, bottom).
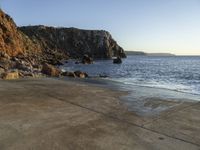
<box><xmin>0</xmin><ymin>9</ymin><xmax>125</xmax><ymax>62</ymax></box>
<box><xmin>0</xmin><ymin>9</ymin><xmax>41</xmax><ymax>57</ymax></box>
<box><xmin>0</xmin><ymin>9</ymin><xmax>126</xmax><ymax>79</ymax></box>
<box><xmin>19</xmin><ymin>26</ymin><xmax>126</xmax><ymax>59</ymax></box>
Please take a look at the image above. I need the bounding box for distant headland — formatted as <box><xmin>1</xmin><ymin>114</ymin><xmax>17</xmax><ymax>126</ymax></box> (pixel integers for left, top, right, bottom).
<box><xmin>125</xmin><ymin>51</ymin><xmax>175</xmax><ymax>56</ymax></box>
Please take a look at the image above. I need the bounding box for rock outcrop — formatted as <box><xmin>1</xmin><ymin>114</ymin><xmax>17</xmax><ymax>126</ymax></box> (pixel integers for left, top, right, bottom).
<box><xmin>113</xmin><ymin>57</ymin><xmax>122</xmax><ymax>64</ymax></box>
<box><xmin>1</xmin><ymin>71</ymin><xmax>19</xmax><ymax>80</ymax></box>
<box><xmin>41</xmin><ymin>63</ymin><xmax>61</xmax><ymax>77</ymax></box>
<box><xmin>0</xmin><ymin>9</ymin><xmax>41</xmax><ymax>57</ymax></box>
<box><xmin>19</xmin><ymin>26</ymin><xmax>126</xmax><ymax>59</ymax></box>
<box><xmin>81</xmin><ymin>54</ymin><xmax>93</xmax><ymax>64</ymax></box>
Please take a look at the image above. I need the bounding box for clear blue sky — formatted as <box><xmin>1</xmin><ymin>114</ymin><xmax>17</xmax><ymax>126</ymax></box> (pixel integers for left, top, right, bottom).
<box><xmin>1</xmin><ymin>0</ymin><xmax>200</xmax><ymax>55</ymax></box>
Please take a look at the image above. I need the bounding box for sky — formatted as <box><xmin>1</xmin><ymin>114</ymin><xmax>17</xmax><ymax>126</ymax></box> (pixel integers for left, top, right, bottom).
<box><xmin>1</xmin><ymin>0</ymin><xmax>200</xmax><ymax>55</ymax></box>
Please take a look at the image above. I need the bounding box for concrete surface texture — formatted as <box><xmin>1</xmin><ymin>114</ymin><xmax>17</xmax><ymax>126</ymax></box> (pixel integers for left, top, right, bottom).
<box><xmin>0</xmin><ymin>78</ymin><xmax>199</xmax><ymax>150</ymax></box>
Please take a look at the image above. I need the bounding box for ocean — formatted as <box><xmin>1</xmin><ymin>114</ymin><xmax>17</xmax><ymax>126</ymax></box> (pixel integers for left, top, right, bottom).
<box><xmin>61</xmin><ymin>55</ymin><xmax>200</xmax><ymax>115</ymax></box>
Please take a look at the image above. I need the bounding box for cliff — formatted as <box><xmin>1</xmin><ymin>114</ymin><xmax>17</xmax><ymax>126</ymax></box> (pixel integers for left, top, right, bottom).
<box><xmin>19</xmin><ymin>26</ymin><xmax>126</xmax><ymax>59</ymax></box>
<box><xmin>0</xmin><ymin>9</ymin><xmax>126</xmax><ymax>61</ymax></box>
<box><xmin>0</xmin><ymin>9</ymin><xmax>41</xmax><ymax>57</ymax></box>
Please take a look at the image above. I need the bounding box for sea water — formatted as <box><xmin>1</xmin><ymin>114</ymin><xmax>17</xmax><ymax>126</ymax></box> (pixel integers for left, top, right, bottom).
<box><xmin>61</xmin><ymin>55</ymin><xmax>200</xmax><ymax>115</ymax></box>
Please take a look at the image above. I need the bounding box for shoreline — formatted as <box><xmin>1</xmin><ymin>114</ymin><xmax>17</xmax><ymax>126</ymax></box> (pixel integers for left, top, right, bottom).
<box><xmin>59</xmin><ymin>77</ymin><xmax>199</xmax><ymax>116</ymax></box>
<box><xmin>0</xmin><ymin>77</ymin><xmax>200</xmax><ymax>149</ymax></box>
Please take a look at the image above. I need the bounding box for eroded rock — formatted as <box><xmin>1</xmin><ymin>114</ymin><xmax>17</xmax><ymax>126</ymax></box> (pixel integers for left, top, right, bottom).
<box><xmin>74</xmin><ymin>70</ymin><xmax>88</xmax><ymax>78</ymax></box>
<box><xmin>113</xmin><ymin>57</ymin><xmax>122</xmax><ymax>64</ymax></box>
<box><xmin>42</xmin><ymin>63</ymin><xmax>61</xmax><ymax>77</ymax></box>
<box><xmin>1</xmin><ymin>71</ymin><xmax>19</xmax><ymax>80</ymax></box>
<box><xmin>82</xmin><ymin>54</ymin><xmax>93</xmax><ymax>64</ymax></box>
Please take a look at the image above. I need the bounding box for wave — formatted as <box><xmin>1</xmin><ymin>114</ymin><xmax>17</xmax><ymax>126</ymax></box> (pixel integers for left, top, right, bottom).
<box><xmin>107</xmin><ymin>77</ymin><xmax>200</xmax><ymax>97</ymax></box>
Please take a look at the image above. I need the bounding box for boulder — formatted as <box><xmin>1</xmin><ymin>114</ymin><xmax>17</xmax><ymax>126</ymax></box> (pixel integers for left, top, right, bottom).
<box><xmin>113</xmin><ymin>57</ymin><xmax>122</xmax><ymax>64</ymax></box>
<box><xmin>1</xmin><ymin>71</ymin><xmax>19</xmax><ymax>80</ymax></box>
<box><xmin>0</xmin><ymin>52</ymin><xmax>12</xmax><ymax>70</ymax></box>
<box><xmin>74</xmin><ymin>70</ymin><xmax>88</xmax><ymax>78</ymax></box>
<box><xmin>15</xmin><ymin>60</ymin><xmax>33</xmax><ymax>72</ymax></box>
<box><xmin>41</xmin><ymin>63</ymin><xmax>61</xmax><ymax>77</ymax></box>
<box><xmin>75</xmin><ymin>61</ymin><xmax>80</xmax><ymax>64</ymax></box>
<box><xmin>0</xmin><ymin>67</ymin><xmax>5</xmax><ymax>75</ymax></box>
<box><xmin>99</xmin><ymin>74</ymin><xmax>109</xmax><ymax>78</ymax></box>
<box><xmin>0</xmin><ymin>58</ymin><xmax>12</xmax><ymax>70</ymax></box>
<box><xmin>81</xmin><ymin>55</ymin><xmax>93</xmax><ymax>64</ymax></box>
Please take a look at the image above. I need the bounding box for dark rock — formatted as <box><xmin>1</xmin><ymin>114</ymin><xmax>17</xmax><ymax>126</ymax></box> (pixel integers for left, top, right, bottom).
<box><xmin>15</xmin><ymin>60</ymin><xmax>33</xmax><ymax>72</ymax></box>
<box><xmin>113</xmin><ymin>57</ymin><xmax>122</xmax><ymax>64</ymax></box>
<box><xmin>82</xmin><ymin>54</ymin><xmax>93</xmax><ymax>64</ymax></box>
<box><xmin>61</xmin><ymin>71</ymin><xmax>76</xmax><ymax>78</ymax></box>
<box><xmin>99</xmin><ymin>74</ymin><xmax>109</xmax><ymax>78</ymax></box>
<box><xmin>75</xmin><ymin>61</ymin><xmax>80</xmax><ymax>64</ymax></box>
<box><xmin>41</xmin><ymin>63</ymin><xmax>61</xmax><ymax>77</ymax></box>
<box><xmin>55</xmin><ymin>61</ymin><xmax>64</xmax><ymax>66</ymax></box>
<box><xmin>74</xmin><ymin>70</ymin><xmax>88</xmax><ymax>78</ymax></box>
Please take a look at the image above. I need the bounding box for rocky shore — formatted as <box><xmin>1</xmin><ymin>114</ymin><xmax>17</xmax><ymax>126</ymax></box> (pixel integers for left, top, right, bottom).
<box><xmin>0</xmin><ymin>9</ymin><xmax>126</xmax><ymax>80</ymax></box>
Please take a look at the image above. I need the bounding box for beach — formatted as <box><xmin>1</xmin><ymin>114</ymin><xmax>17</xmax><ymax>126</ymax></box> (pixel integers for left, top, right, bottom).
<box><xmin>0</xmin><ymin>78</ymin><xmax>199</xmax><ymax>150</ymax></box>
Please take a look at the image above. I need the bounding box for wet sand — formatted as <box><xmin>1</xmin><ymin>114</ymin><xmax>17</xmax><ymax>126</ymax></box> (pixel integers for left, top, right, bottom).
<box><xmin>0</xmin><ymin>78</ymin><xmax>199</xmax><ymax>150</ymax></box>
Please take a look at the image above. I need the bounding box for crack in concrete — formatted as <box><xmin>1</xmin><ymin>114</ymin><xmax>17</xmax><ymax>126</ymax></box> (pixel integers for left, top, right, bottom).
<box><xmin>48</xmin><ymin>94</ymin><xmax>200</xmax><ymax>148</ymax></box>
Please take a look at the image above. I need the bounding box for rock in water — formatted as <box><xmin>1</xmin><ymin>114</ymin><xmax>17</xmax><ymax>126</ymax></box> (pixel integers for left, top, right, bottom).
<box><xmin>1</xmin><ymin>71</ymin><xmax>19</xmax><ymax>80</ymax></box>
<box><xmin>82</xmin><ymin>54</ymin><xmax>93</xmax><ymax>64</ymax></box>
<box><xmin>41</xmin><ymin>63</ymin><xmax>61</xmax><ymax>77</ymax></box>
<box><xmin>113</xmin><ymin>57</ymin><xmax>122</xmax><ymax>64</ymax></box>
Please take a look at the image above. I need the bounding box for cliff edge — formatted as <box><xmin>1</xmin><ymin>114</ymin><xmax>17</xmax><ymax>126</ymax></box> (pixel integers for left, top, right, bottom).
<box><xmin>0</xmin><ymin>9</ymin><xmax>126</xmax><ymax>60</ymax></box>
<box><xmin>19</xmin><ymin>26</ymin><xmax>126</xmax><ymax>59</ymax></box>
<box><xmin>0</xmin><ymin>9</ymin><xmax>41</xmax><ymax>57</ymax></box>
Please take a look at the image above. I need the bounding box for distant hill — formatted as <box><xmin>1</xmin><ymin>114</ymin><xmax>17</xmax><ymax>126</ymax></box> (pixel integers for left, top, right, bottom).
<box><xmin>146</xmin><ymin>53</ymin><xmax>175</xmax><ymax>56</ymax></box>
<box><xmin>125</xmin><ymin>51</ymin><xmax>146</xmax><ymax>55</ymax></box>
<box><xmin>125</xmin><ymin>51</ymin><xmax>175</xmax><ymax>56</ymax></box>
